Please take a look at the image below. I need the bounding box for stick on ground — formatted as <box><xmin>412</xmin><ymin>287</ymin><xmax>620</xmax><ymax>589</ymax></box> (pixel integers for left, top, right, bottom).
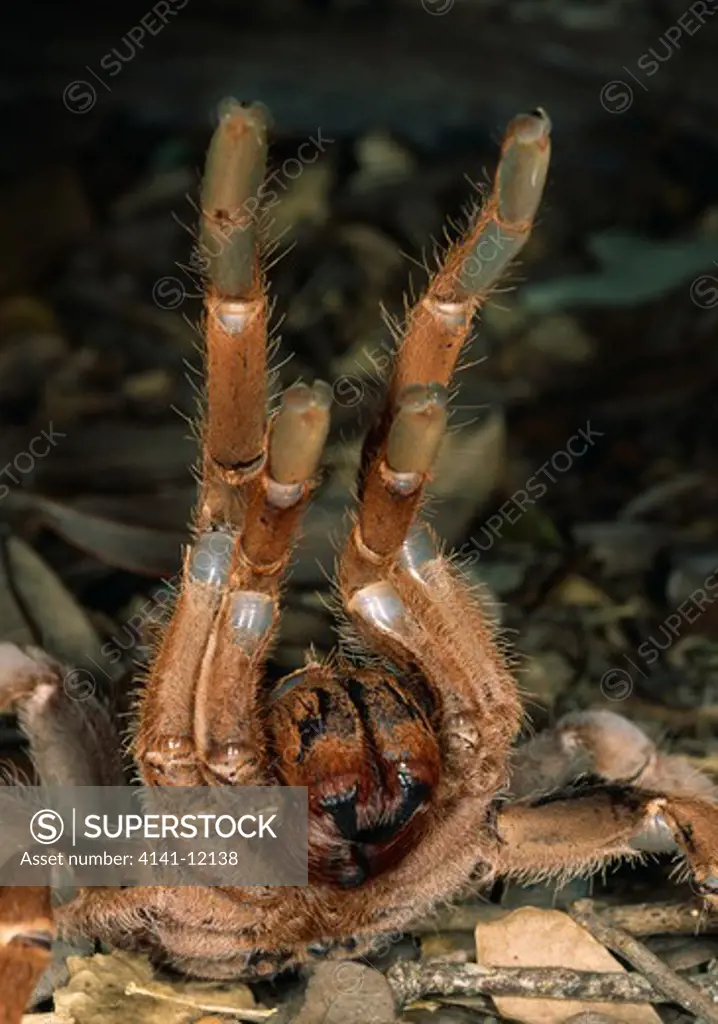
<box><xmin>569</xmin><ymin>899</ymin><xmax>718</xmax><ymax>1024</ymax></box>
<box><xmin>385</xmin><ymin>961</ymin><xmax>718</xmax><ymax>1008</ymax></box>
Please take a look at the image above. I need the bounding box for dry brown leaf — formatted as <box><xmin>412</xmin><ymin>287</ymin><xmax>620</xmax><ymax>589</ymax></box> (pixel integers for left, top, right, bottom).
<box><xmin>3</xmin><ymin>491</ymin><xmax>185</xmax><ymax>577</ymax></box>
<box><xmin>475</xmin><ymin>907</ymin><xmax>661</xmax><ymax>1024</ymax></box>
<box><xmin>551</xmin><ymin>575</ymin><xmax>614</xmax><ymax>609</ymax></box>
<box><xmin>0</xmin><ymin>536</ymin><xmax>37</xmax><ymax>648</ymax></box>
<box><xmin>265</xmin><ymin>161</ymin><xmax>333</xmax><ymax>241</ymax></box>
<box><xmin>564</xmin><ymin>1015</ymin><xmax>631</xmax><ymax>1024</ymax></box>
<box><xmin>520</xmin><ymin>649</ymin><xmax>575</xmax><ymax>704</ymax></box>
<box><xmin>53</xmin><ymin>950</ymin><xmax>265</xmax><ymax>1024</ymax></box>
<box><xmin>525</xmin><ymin>314</ymin><xmax>595</xmax><ymax>364</ymax></box>
<box><xmin>1</xmin><ymin>535</ymin><xmax>111</xmax><ymax>675</ymax></box>
<box><xmin>421</xmin><ymin>934</ymin><xmax>473</xmax><ymax>962</ymax></box>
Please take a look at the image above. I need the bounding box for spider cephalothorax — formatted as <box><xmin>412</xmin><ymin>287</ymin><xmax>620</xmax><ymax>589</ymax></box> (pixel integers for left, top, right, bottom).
<box><xmin>1</xmin><ymin>100</ymin><xmax>717</xmax><ymax>1024</ymax></box>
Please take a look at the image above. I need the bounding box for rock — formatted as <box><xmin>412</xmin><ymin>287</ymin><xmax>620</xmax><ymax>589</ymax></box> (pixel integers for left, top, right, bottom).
<box><xmin>292</xmin><ymin>962</ymin><xmax>396</xmax><ymax>1024</ymax></box>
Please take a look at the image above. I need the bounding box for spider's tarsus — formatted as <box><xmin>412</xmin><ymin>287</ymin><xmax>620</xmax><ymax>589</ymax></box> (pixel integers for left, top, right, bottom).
<box><xmin>201</xmin><ymin>98</ymin><xmax>270</xmax><ymax>297</ymax></box>
<box><xmin>452</xmin><ymin>108</ymin><xmax>551</xmax><ymax>301</ymax></box>
<box><xmin>202</xmin><ymin>102</ymin><xmax>270</xmax><ymax>475</ymax></box>
<box><xmin>268</xmin><ymin>381</ymin><xmax>332</xmax><ymax>487</ymax></box>
<box><xmin>497</xmin><ymin>108</ymin><xmax>552</xmax><ymax>226</ymax></box>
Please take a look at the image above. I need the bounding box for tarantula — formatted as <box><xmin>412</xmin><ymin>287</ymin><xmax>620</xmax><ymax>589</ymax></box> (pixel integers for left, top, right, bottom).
<box><xmin>1</xmin><ymin>100</ymin><xmax>717</xmax><ymax>1024</ymax></box>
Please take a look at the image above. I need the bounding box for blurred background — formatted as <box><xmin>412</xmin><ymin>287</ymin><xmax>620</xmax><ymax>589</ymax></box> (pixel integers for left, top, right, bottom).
<box><xmin>1</xmin><ymin>0</ymin><xmax>718</xmax><ymax>779</ymax></box>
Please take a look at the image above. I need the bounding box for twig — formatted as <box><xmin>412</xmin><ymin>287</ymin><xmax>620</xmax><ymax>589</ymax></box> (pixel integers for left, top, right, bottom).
<box><xmin>409</xmin><ymin>904</ymin><xmax>504</xmax><ymax>934</ymax></box>
<box><xmin>124</xmin><ymin>981</ymin><xmax>276</xmax><ymax>1020</ymax></box>
<box><xmin>595</xmin><ymin>901</ymin><xmax>710</xmax><ymax>937</ymax></box>
<box><xmin>409</xmin><ymin>901</ymin><xmax>712</xmax><ymax>936</ymax></box>
<box><xmin>386</xmin><ymin>961</ymin><xmax>718</xmax><ymax>1007</ymax></box>
<box><xmin>569</xmin><ymin>899</ymin><xmax>718</xmax><ymax>1024</ymax></box>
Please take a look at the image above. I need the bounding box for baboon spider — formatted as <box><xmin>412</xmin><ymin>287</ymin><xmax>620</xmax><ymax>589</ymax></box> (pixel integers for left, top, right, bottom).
<box><xmin>1</xmin><ymin>100</ymin><xmax>716</xmax><ymax>1024</ymax></box>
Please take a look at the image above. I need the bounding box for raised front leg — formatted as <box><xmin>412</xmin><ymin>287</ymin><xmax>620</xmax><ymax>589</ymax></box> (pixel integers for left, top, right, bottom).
<box><xmin>267</xmin><ymin>111</ymin><xmax>551</xmax><ymax>905</ymax></box>
<box><xmin>337</xmin><ymin>110</ymin><xmax>552</xmax><ymax>801</ymax></box>
<box><xmin>134</xmin><ymin>101</ymin><xmax>332</xmax><ymax>788</ymax></box>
